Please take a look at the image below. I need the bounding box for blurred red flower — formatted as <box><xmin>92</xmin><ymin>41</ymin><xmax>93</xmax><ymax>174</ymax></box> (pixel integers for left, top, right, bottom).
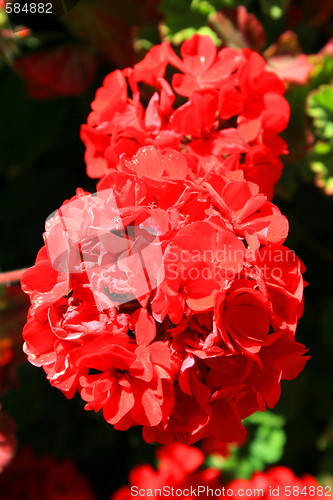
<box><xmin>112</xmin><ymin>442</ymin><xmax>221</xmax><ymax>500</ymax></box>
<box><xmin>0</xmin><ymin>447</ymin><xmax>95</xmax><ymax>500</ymax></box>
<box><xmin>112</xmin><ymin>443</ymin><xmax>327</xmax><ymax>500</ymax></box>
<box><xmin>228</xmin><ymin>466</ymin><xmax>326</xmax><ymax>499</ymax></box>
<box><xmin>0</xmin><ymin>412</ymin><xmax>16</xmax><ymax>474</ymax></box>
<box><xmin>14</xmin><ymin>44</ymin><xmax>97</xmax><ymax>99</ymax></box>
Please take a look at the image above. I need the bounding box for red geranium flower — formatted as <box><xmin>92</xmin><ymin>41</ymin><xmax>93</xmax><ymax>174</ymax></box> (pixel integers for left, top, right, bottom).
<box><xmin>74</xmin><ymin>335</ymin><xmax>174</xmax><ymax>429</ymax></box>
<box><xmin>22</xmin><ymin>146</ymin><xmax>307</xmax><ymax>444</ymax></box>
<box><xmin>215</xmin><ymin>280</ymin><xmax>271</xmax><ymax>356</ymax></box>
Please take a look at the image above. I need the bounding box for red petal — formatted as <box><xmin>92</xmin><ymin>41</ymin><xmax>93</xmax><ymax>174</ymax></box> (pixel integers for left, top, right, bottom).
<box><xmin>134</xmin><ymin>308</ymin><xmax>156</xmax><ymax>346</ymax></box>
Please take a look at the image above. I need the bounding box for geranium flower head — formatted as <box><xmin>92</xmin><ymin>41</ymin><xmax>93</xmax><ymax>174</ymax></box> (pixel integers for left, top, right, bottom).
<box><xmin>22</xmin><ymin>145</ymin><xmax>307</xmax><ymax>443</ymax></box>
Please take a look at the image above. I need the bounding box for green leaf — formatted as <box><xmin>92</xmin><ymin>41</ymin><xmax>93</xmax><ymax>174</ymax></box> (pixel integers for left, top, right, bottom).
<box><xmin>160</xmin><ymin>0</ymin><xmax>216</xmax><ymax>44</ymax></box>
<box><xmin>160</xmin><ymin>0</ymin><xmax>253</xmax><ymax>44</ymax></box>
<box><xmin>249</xmin><ymin>427</ymin><xmax>286</xmax><ymax>464</ymax></box>
<box><xmin>280</xmin><ymin>56</ymin><xmax>333</xmax><ymax>198</ymax></box>
<box><xmin>307</xmin><ymin>84</ymin><xmax>333</xmax><ymax>141</ymax></box>
<box><xmin>305</xmin><ymin>81</ymin><xmax>333</xmax><ymax>193</ymax></box>
<box><xmin>308</xmin><ymin>143</ymin><xmax>333</xmax><ymax>194</ymax></box>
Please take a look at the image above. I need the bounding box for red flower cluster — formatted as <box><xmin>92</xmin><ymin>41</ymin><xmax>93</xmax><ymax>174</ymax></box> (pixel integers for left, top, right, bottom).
<box><xmin>112</xmin><ymin>443</ymin><xmax>327</xmax><ymax>500</ymax></box>
<box><xmin>112</xmin><ymin>442</ymin><xmax>221</xmax><ymax>500</ymax></box>
<box><xmin>81</xmin><ymin>34</ymin><xmax>289</xmax><ymax>198</ymax></box>
<box><xmin>0</xmin><ymin>447</ymin><xmax>95</xmax><ymax>500</ymax></box>
<box><xmin>22</xmin><ymin>145</ymin><xmax>308</xmax><ymax>444</ymax></box>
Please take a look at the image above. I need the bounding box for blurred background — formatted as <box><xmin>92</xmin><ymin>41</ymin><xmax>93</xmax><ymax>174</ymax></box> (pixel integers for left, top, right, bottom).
<box><xmin>0</xmin><ymin>1</ymin><xmax>333</xmax><ymax>498</ymax></box>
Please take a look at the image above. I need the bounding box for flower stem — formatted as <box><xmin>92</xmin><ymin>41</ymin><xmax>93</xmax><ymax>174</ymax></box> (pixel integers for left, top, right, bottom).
<box><xmin>0</xmin><ymin>269</ymin><xmax>28</xmax><ymax>285</ymax></box>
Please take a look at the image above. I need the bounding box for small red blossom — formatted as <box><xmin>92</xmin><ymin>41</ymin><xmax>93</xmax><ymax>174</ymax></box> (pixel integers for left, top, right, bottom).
<box><xmin>215</xmin><ymin>281</ymin><xmax>271</xmax><ymax>356</ymax></box>
<box><xmin>74</xmin><ymin>335</ymin><xmax>174</xmax><ymax>429</ymax></box>
<box><xmin>164</xmin><ymin>35</ymin><xmax>243</xmax><ymax>96</ymax></box>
